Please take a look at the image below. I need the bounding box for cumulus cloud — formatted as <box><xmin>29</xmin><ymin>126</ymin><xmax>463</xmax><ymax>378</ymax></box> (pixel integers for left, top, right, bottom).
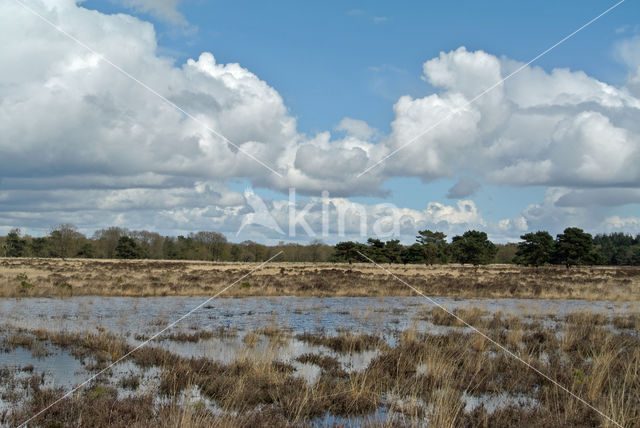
<box><xmin>493</xmin><ymin>187</ymin><xmax>640</xmax><ymax>241</ymax></box>
<box><xmin>517</xmin><ymin>188</ymin><xmax>589</xmax><ymax>232</ymax></box>
<box><xmin>336</xmin><ymin>117</ymin><xmax>378</xmax><ymax>140</ymax></box>
<box><xmin>0</xmin><ymin>4</ymin><xmax>294</xmax><ymax>183</ymax></box>
<box><xmin>3</xmin><ymin>1</ymin><xmax>640</xmax><ymax>240</ymax></box>
<box><xmin>602</xmin><ymin>216</ymin><xmax>640</xmax><ymax>234</ymax></box>
<box><xmin>6</xmin><ymin>4</ymin><xmax>639</xmax><ymax>196</ymax></box>
<box><xmin>294</xmin><ymin>143</ymin><xmax>369</xmax><ymax>181</ymax></box>
<box><xmin>372</xmin><ymin>46</ymin><xmax>640</xmax><ymax>192</ymax></box>
<box><xmin>497</xmin><ymin>216</ymin><xmax>528</xmax><ymax>235</ymax></box>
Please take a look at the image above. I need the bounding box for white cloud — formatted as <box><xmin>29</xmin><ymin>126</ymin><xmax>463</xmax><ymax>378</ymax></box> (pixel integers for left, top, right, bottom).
<box><xmin>489</xmin><ymin>216</ymin><xmax>529</xmax><ymax>243</ymax></box>
<box><xmin>336</xmin><ymin>117</ymin><xmax>378</xmax><ymax>140</ymax></box>
<box><xmin>371</xmin><ymin>46</ymin><xmax>640</xmax><ymax>192</ymax></box>
<box><xmin>492</xmin><ymin>187</ymin><xmax>640</xmax><ymax>240</ymax></box>
<box><xmin>602</xmin><ymin>216</ymin><xmax>640</xmax><ymax>234</ymax></box>
<box><xmin>0</xmin><ymin>2</ymin><xmax>298</xmax><ymax>188</ymax></box>
<box><xmin>498</xmin><ymin>216</ymin><xmax>528</xmax><ymax>233</ymax></box>
<box><xmin>3</xmin><ymin>2</ymin><xmax>640</xmax><ymax>240</ymax></box>
<box><xmin>422</xmin><ymin>200</ymin><xmax>483</xmax><ymax>225</ymax></box>
<box><xmin>294</xmin><ymin>143</ymin><xmax>369</xmax><ymax>181</ymax></box>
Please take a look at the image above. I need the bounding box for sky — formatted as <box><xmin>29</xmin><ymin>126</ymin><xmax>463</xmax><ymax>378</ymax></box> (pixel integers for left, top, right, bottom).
<box><xmin>1</xmin><ymin>0</ymin><xmax>640</xmax><ymax>244</ymax></box>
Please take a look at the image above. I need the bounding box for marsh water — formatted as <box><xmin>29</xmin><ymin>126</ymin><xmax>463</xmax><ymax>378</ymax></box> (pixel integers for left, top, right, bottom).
<box><xmin>1</xmin><ymin>295</ymin><xmax>634</xmax><ymax>335</ymax></box>
<box><xmin>1</xmin><ymin>296</ymin><xmax>637</xmax><ymax>425</ymax></box>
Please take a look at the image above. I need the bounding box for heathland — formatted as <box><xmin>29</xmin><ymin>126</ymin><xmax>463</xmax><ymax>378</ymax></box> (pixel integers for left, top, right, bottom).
<box><xmin>2</xmin><ymin>295</ymin><xmax>639</xmax><ymax>426</ymax></box>
<box><xmin>1</xmin><ymin>258</ymin><xmax>640</xmax><ymax>300</ymax></box>
<box><xmin>1</xmin><ymin>258</ymin><xmax>639</xmax><ymax>427</ymax></box>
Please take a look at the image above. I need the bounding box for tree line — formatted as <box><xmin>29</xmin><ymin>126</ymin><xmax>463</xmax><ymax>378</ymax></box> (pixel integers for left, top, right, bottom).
<box><xmin>1</xmin><ymin>224</ymin><xmax>639</xmax><ymax>266</ymax></box>
<box><xmin>0</xmin><ymin>225</ymin><xmax>332</xmax><ymax>262</ymax></box>
<box><xmin>332</xmin><ymin>228</ymin><xmax>640</xmax><ymax>267</ymax></box>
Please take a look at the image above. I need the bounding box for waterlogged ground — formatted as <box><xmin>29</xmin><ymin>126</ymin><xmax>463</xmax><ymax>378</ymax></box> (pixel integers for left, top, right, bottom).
<box><xmin>1</xmin><ymin>297</ymin><xmax>639</xmax><ymax>427</ymax></box>
<box><xmin>2</xmin><ymin>296</ymin><xmax>637</xmax><ymax>336</ymax></box>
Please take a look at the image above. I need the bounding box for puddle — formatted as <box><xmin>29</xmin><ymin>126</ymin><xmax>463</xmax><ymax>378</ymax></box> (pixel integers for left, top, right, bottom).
<box><xmin>0</xmin><ymin>346</ymin><xmax>89</xmax><ymax>417</ymax></box>
<box><xmin>0</xmin><ymin>346</ymin><xmax>87</xmax><ymax>390</ymax></box>
<box><xmin>157</xmin><ymin>334</ymin><xmax>378</xmax><ymax>381</ymax></box>
<box><xmin>311</xmin><ymin>406</ymin><xmax>390</xmax><ymax>427</ymax></box>
<box><xmin>462</xmin><ymin>391</ymin><xmax>538</xmax><ymax>414</ymax></box>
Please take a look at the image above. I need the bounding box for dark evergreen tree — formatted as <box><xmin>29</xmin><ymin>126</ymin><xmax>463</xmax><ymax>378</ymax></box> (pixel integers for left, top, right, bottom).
<box><xmin>594</xmin><ymin>232</ymin><xmax>638</xmax><ymax>265</ymax></box>
<box><xmin>366</xmin><ymin>238</ymin><xmax>389</xmax><ymax>263</ymax></box>
<box><xmin>29</xmin><ymin>237</ymin><xmax>50</xmax><ymax>258</ymax></box>
<box><xmin>332</xmin><ymin>241</ymin><xmax>367</xmax><ymax>263</ymax></box>
<box><xmin>450</xmin><ymin>230</ymin><xmax>497</xmax><ymax>266</ymax></box>
<box><xmin>514</xmin><ymin>231</ymin><xmax>554</xmax><ymax>267</ymax></box>
<box><xmin>401</xmin><ymin>243</ymin><xmax>425</xmax><ymax>264</ymax></box>
<box><xmin>383</xmin><ymin>239</ymin><xmax>404</xmax><ymax>264</ymax></box>
<box><xmin>553</xmin><ymin>227</ymin><xmax>597</xmax><ymax>268</ymax></box>
<box><xmin>115</xmin><ymin>236</ymin><xmax>144</xmax><ymax>259</ymax></box>
<box><xmin>416</xmin><ymin>230</ymin><xmax>448</xmax><ymax>264</ymax></box>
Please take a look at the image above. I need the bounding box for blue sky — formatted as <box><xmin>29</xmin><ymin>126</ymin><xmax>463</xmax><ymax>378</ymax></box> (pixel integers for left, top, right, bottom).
<box><xmin>136</xmin><ymin>0</ymin><xmax>637</xmax><ymax>224</ymax></box>
<box><xmin>1</xmin><ymin>0</ymin><xmax>640</xmax><ymax>243</ymax></box>
<box><xmin>86</xmin><ymin>0</ymin><xmax>633</xmax><ymax>134</ymax></box>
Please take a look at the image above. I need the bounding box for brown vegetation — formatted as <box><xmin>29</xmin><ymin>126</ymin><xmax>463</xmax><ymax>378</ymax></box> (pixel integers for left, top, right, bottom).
<box><xmin>295</xmin><ymin>332</ymin><xmax>386</xmax><ymax>353</ymax></box>
<box><xmin>1</xmin><ymin>258</ymin><xmax>640</xmax><ymax>300</ymax></box>
<box><xmin>1</xmin><ymin>310</ymin><xmax>638</xmax><ymax>427</ymax></box>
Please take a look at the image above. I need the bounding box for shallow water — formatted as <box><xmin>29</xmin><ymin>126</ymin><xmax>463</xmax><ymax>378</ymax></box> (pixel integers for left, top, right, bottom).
<box><xmin>1</xmin><ymin>296</ymin><xmax>634</xmax><ymax>338</ymax></box>
<box><xmin>1</xmin><ymin>296</ymin><xmax>635</xmax><ymax>375</ymax></box>
<box><xmin>1</xmin><ymin>296</ymin><xmax>636</xmax><ymax>425</ymax></box>
<box><xmin>0</xmin><ymin>346</ymin><xmax>89</xmax><ymax>417</ymax></box>
<box><xmin>462</xmin><ymin>391</ymin><xmax>539</xmax><ymax>414</ymax></box>
<box><xmin>0</xmin><ymin>346</ymin><xmax>86</xmax><ymax>390</ymax></box>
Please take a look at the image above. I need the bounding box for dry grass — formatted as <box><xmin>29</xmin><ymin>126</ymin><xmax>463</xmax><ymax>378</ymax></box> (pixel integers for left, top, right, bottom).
<box><xmin>1</xmin><ymin>258</ymin><xmax>640</xmax><ymax>300</ymax></box>
<box><xmin>295</xmin><ymin>332</ymin><xmax>386</xmax><ymax>353</ymax></box>
<box><xmin>2</xmin><ymin>258</ymin><xmax>640</xmax><ymax>425</ymax></box>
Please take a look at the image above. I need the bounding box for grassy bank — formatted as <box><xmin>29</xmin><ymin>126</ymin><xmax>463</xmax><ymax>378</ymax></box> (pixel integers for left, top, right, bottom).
<box><xmin>1</xmin><ymin>258</ymin><xmax>639</xmax><ymax>300</ymax></box>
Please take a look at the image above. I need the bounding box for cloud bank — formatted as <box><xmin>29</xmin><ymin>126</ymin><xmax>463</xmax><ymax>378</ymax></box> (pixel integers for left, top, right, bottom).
<box><xmin>1</xmin><ymin>0</ymin><xmax>639</xmax><ymax>241</ymax></box>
